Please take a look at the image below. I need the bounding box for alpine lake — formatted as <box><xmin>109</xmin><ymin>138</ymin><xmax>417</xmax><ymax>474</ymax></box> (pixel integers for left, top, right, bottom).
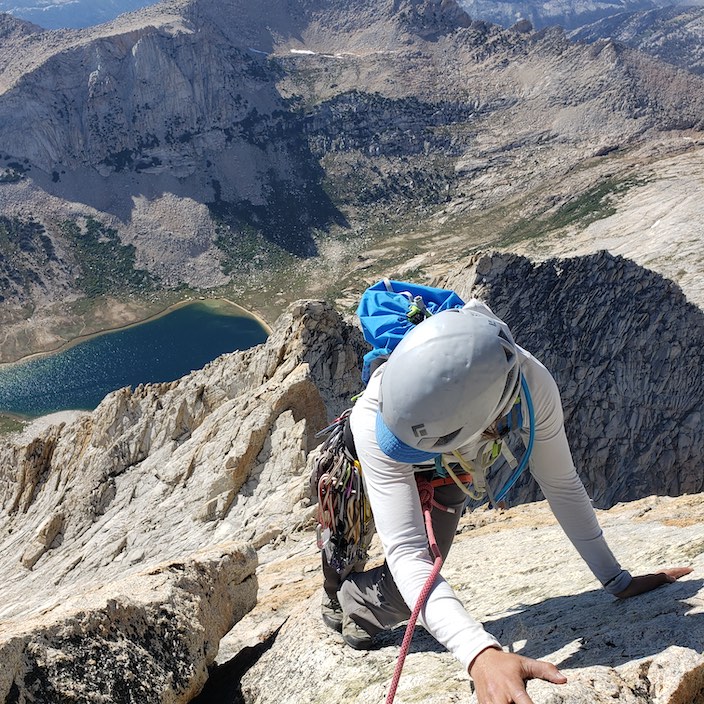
<box><xmin>0</xmin><ymin>299</ymin><xmax>269</xmax><ymax>421</ymax></box>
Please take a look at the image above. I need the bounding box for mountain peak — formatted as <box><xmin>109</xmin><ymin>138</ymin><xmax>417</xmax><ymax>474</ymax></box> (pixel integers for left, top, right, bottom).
<box><xmin>0</xmin><ymin>10</ymin><xmax>42</xmax><ymax>38</ymax></box>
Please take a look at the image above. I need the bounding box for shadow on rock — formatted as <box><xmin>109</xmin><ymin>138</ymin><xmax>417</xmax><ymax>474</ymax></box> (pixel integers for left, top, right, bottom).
<box><xmin>372</xmin><ymin>578</ymin><xmax>703</xmax><ymax>670</ymax></box>
<box><xmin>189</xmin><ymin>626</ymin><xmax>282</xmax><ymax>704</ymax></box>
<box><xmin>486</xmin><ymin>578</ymin><xmax>703</xmax><ymax>669</ymax></box>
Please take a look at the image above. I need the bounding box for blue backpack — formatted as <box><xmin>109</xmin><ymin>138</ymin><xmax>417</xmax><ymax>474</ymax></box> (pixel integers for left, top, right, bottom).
<box><xmin>357</xmin><ymin>278</ymin><xmax>465</xmax><ymax>384</ymax></box>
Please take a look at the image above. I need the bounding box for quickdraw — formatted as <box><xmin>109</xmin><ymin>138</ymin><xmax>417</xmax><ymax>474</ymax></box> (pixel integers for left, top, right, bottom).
<box><xmin>427</xmin><ymin>379</ymin><xmax>535</xmax><ymax>508</ymax></box>
<box><xmin>312</xmin><ymin>410</ymin><xmax>372</xmax><ymax>573</ymax></box>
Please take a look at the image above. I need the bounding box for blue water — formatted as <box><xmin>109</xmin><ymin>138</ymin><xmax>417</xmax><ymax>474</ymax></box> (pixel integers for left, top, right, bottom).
<box><xmin>0</xmin><ymin>1</ymin><xmax>160</xmax><ymax>30</ymax></box>
<box><xmin>0</xmin><ymin>300</ymin><xmax>268</xmax><ymax>418</ymax></box>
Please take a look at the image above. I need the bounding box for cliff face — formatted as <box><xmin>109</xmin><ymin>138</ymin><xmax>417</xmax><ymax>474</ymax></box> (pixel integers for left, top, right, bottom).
<box><xmin>0</xmin><ymin>299</ymin><xmax>366</xmax><ymax>619</ymax></box>
<box><xmin>1</xmin><ymin>251</ymin><xmax>703</xmax><ymax>702</ymax></box>
<box><xmin>0</xmin><ymin>542</ymin><xmax>259</xmax><ymax>704</ymax></box>
<box><xmin>443</xmin><ymin>250</ymin><xmax>704</xmax><ymax>508</ymax></box>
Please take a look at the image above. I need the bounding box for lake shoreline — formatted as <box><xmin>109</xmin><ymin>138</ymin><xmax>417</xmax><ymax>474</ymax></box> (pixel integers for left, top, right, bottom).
<box><xmin>0</xmin><ymin>298</ymin><xmax>271</xmax><ymax>430</ymax></box>
<box><xmin>1</xmin><ymin>297</ymin><xmax>272</xmax><ymax>369</ymax></box>
<box><xmin>9</xmin><ymin>410</ymin><xmax>90</xmax><ymax>444</ymax></box>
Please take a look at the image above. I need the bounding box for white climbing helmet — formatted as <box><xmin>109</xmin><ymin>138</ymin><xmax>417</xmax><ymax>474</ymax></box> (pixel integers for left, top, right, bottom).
<box><xmin>376</xmin><ymin>304</ymin><xmax>521</xmax><ymax>462</ymax></box>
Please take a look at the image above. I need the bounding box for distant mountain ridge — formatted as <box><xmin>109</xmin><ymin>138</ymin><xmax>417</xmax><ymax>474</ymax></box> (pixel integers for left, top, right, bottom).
<box><xmin>570</xmin><ymin>4</ymin><xmax>704</xmax><ymax>75</ymax></box>
<box><xmin>1</xmin><ymin>0</ymin><xmax>704</xmax><ymax>363</ymax></box>
<box><xmin>458</xmin><ymin>0</ymin><xmax>704</xmax><ymax>30</ymax></box>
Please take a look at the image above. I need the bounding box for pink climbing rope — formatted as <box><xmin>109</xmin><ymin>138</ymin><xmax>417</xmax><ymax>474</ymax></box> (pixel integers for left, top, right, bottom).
<box><xmin>385</xmin><ymin>476</ymin><xmax>444</xmax><ymax>704</ymax></box>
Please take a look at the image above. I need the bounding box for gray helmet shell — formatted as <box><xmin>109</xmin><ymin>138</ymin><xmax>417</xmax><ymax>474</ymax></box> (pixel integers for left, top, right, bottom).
<box><xmin>379</xmin><ymin>305</ymin><xmax>520</xmax><ymax>453</ymax></box>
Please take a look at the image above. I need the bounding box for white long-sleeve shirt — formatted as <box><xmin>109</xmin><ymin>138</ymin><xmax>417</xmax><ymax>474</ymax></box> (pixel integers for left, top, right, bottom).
<box><xmin>349</xmin><ymin>345</ymin><xmax>632</xmax><ymax>671</ymax></box>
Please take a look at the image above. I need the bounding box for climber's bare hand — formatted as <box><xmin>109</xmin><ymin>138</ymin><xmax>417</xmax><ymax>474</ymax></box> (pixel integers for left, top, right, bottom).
<box><xmin>469</xmin><ymin>647</ymin><xmax>567</xmax><ymax>703</ymax></box>
<box><xmin>615</xmin><ymin>567</ymin><xmax>692</xmax><ymax>599</ymax></box>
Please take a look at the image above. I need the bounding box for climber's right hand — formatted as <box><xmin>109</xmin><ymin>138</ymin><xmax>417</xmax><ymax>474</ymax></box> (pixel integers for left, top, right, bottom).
<box><xmin>468</xmin><ymin>646</ymin><xmax>567</xmax><ymax>704</ymax></box>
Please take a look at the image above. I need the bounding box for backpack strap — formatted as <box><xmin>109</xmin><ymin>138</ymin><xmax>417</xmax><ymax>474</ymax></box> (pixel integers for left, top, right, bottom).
<box><xmin>493</xmin><ymin>376</ymin><xmax>535</xmax><ymax>504</ymax></box>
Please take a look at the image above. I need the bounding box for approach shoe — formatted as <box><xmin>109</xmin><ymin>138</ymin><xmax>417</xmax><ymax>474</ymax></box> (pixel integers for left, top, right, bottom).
<box><xmin>321</xmin><ymin>595</ymin><xmax>343</xmax><ymax>633</ymax></box>
<box><xmin>342</xmin><ymin>613</ymin><xmax>374</xmax><ymax>650</ymax></box>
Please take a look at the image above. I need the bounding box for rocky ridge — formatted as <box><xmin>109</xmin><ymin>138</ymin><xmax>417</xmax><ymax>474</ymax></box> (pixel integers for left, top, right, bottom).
<box><xmin>457</xmin><ymin>0</ymin><xmax>688</xmax><ymax>31</ymax></box>
<box><xmin>494</xmin><ymin>143</ymin><xmax>704</xmax><ymax>311</ymax></box>
<box><xmin>0</xmin><ymin>296</ymin><xmax>367</xmax><ymax>701</ymax></box>
<box><xmin>570</xmin><ymin>5</ymin><xmax>704</xmax><ymax>75</ymax></box>
<box><xmin>1</xmin><ymin>250</ymin><xmax>703</xmax><ymax>702</ymax></box>
<box><xmin>442</xmin><ymin>250</ymin><xmax>704</xmax><ymax>508</ymax></box>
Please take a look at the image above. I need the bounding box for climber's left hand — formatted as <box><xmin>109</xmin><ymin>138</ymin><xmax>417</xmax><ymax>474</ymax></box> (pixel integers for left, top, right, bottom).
<box><xmin>615</xmin><ymin>567</ymin><xmax>693</xmax><ymax>599</ymax></box>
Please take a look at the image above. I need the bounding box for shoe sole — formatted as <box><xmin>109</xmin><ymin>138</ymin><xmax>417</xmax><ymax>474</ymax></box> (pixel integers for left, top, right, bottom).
<box><xmin>322</xmin><ymin>611</ymin><xmax>343</xmax><ymax>633</ymax></box>
<box><xmin>342</xmin><ymin>633</ymin><xmax>374</xmax><ymax>650</ymax></box>
<box><xmin>342</xmin><ymin>615</ymin><xmax>375</xmax><ymax>650</ymax></box>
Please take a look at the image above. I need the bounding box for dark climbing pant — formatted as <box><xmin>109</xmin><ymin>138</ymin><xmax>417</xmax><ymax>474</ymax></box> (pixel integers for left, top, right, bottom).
<box><xmin>323</xmin><ymin>482</ymin><xmax>467</xmax><ymax>635</ymax></box>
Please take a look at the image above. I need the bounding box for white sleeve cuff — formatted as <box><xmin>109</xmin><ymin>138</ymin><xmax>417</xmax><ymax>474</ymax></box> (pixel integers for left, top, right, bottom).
<box><xmin>603</xmin><ymin>569</ymin><xmax>632</xmax><ymax>595</ymax></box>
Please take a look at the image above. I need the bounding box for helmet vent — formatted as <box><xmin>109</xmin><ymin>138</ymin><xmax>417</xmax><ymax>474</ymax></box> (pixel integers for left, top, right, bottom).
<box><xmin>500</xmin><ymin>370</ymin><xmax>519</xmax><ymax>408</ymax></box>
<box><xmin>432</xmin><ymin>428</ymin><xmax>462</xmax><ymax>447</ymax></box>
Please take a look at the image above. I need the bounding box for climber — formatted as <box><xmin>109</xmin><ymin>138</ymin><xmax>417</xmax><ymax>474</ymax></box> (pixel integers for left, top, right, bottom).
<box><xmin>321</xmin><ymin>302</ymin><xmax>692</xmax><ymax>704</ymax></box>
